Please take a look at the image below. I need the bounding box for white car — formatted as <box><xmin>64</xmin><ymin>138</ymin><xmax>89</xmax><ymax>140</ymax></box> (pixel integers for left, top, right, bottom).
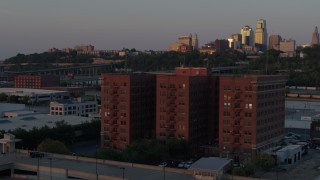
<box><xmin>158</xmin><ymin>162</ymin><xmax>167</xmax><ymax>167</ymax></box>
<box><xmin>184</xmin><ymin>161</ymin><xmax>193</xmax><ymax>168</ymax></box>
<box><xmin>178</xmin><ymin>162</ymin><xmax>185</xmax><ymax>168</ymax></box>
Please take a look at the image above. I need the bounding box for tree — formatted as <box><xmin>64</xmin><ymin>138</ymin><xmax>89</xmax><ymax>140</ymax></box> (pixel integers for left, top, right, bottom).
<box><xmin>166</xmin><ymin>139</ymin><xmax>190</xmax><ymax>159</ymax></box>
<box><xmin>256</xmin><ymin>152</ymin><xmax>276</xmax><ymax>171</ymax></box>
<box><xmin>235</xmin><ymin>161</ymin><xmax>255</xmax><ymax>177</ymax></box>
<box><xmin>0</xmin><ymin>93</ymin><xmax>7</xmax><ymax>102</ymax></box>
<box><xmin>37</xmin><ymin>138</ymin><xmax>69</xmax><ymax>154</ymax></box>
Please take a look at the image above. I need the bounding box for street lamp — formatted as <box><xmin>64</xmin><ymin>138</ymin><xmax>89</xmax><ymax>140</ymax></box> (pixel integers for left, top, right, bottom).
<box><xmin>163</xmin><ymin>166</ymin><xmax>165</xmax><ymax>180</ymax></box>
<box><xmin>120</xmin><ymin>167</ymin><xmax>125</xmax><ymax>180</ymax></box>
<box><xmin>48</xmin><ymin>157</ymin><xmax>52</xmax><ymax>180</ymax></box>
<box><xmin>96</xmin><ymin>145</ymin><xmax>98</xmax><ymax>180</ymax></box>
<box><xmin>37</xmin><ymin>157</ymin><xmax>40</xmax><ymax>180</ymax></box>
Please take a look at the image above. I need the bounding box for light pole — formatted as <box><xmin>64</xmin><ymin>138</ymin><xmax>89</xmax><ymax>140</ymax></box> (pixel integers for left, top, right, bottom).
<box><xmin>163</xmin><ymin>166</ymin><xmax>165</xmax><ymax>180</ymax></box>
<box><xmin>37</xmin><ymin>157</ymin><xmax>40</xmax><ymax>180</ymax></box>
<box><xmin>95</xmin><ymin>145</ymin><xmax>98</xmax><ymax>180</ymax></box>
<box><xmin>48</xmin><ymin>157</ymin><xmax>52</xmax><ymax>180</ymax></box>
<box><xmin>120</xmin><ymin>167</ymin><xmax>125</xmax><ymax>180</ymax></box>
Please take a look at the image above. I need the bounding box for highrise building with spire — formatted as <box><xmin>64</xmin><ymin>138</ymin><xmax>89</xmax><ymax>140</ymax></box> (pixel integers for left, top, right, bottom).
<box><xmin>311</xmin><ymin>26</ymin><xmax>319</xmax><ymax>46</ymax></box>
<box><xmin>254</xmin><ymin>19</ymin><xmax>268</xmax><ymax>51</ymax></box>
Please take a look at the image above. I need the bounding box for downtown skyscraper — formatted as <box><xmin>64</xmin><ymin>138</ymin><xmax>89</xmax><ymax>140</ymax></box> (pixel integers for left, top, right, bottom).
<box><xmin>254</xmin><ymin>19</ymin><xmax>268</xmax><ymax>51</ymax></box>
<box><xmin>311</xmin><ymin>26</ymin><xmax>319</xmax><ymax>46</ymax></box>
<box><xmin>240</xmin><ymin>25</ymin><xmax>254</xmax><ymax>46</ymax></box>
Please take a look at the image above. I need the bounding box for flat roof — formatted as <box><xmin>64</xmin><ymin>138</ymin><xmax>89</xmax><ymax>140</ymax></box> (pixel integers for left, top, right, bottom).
<box><xmin>0</xmin><ymin>114</ymin><xmax>93</xmax><ymax>131</ymax></box>
<box><xmin>0</xmin><ymin>88</ymin><xmax>69</xmax><ymax>95</ymax></box>
<box><xmin>285</xmin><ymin>99</ymin><xmax>320</xmax><ymax>129</ymax></box>
<box><xmin>0</xmin><ymin>103</ymin><xmax>26</xmax><ymax>114</ymax></box>
<box><xmin>278</xmin><ymin>145</ymin><xmax>301</xmax><ymax>152</ymax></box>
<box><xmin>189</xmin><ymin>157</ymin><xmax>231</xmax><ymax>172</ymax></box>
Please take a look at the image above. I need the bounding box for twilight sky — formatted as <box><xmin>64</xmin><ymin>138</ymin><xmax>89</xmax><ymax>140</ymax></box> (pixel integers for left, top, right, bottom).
<box><xmin>0</xmin><ymin>0</ymin><xmax>319</xmax><ymax>60</ymax></box>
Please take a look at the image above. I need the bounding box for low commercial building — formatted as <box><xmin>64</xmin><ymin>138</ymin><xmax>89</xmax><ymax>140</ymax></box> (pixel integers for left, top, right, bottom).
<box><xmin>275</xmin><ymin>145</ymin><xmax>302</xmax><ymax>165</ymax></box>
<box><xmin>14</xmin><ymin>75</ymin><xmax>60</xmax><ymax>89</ymax></box>
<box><xmin>0</xmin><ymin>133</ymin><xmax>21</xmax><ymax>154</ymax></box>
<box><xmin>50</xmin><ymin>99</ymin><xmax>98</xmax><ymax>117</ymax></box>
<box><xmin>0</xmin><ymin>88</ymin><xmax>70</xmax><ymax>102</ymax></box>
<box><xmin>0</xmin><ymin>113</ymin><xmax>93</xmax><ymax>132</ymax></box>
<box><xmin>189</xmin><ymin>157</ymin><xmax>232</xmax><ymax>180</ymax></box>
<box><xmin>0</xmin><ymin>103</ymin><xmax>26</xmax><ymax>117</ymax></box>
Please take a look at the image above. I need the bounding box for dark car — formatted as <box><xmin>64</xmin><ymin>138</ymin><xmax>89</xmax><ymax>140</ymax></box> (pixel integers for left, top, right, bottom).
<box><xmin>29</xmin><ymin>151</ymin><xmax>45</xmax><ymax>158</ymax></box>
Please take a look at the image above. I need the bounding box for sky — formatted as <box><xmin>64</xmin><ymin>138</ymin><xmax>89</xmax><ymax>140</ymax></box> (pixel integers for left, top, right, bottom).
<box><xmin>0</xmin><ymin>0</ymin><xmax>320</xmax><ymax>60</ymax></box>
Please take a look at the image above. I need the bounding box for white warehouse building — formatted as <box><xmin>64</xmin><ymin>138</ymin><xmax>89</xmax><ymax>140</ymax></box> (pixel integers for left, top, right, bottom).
<box><xmin>50</xmin><ymin>99</ymin><xmax>98</xmax><ymax>117</ymax></box>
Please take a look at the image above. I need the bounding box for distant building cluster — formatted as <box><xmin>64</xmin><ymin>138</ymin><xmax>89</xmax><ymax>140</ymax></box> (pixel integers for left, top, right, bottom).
<box><xmin>45</xmin><ymin>21</ymin><xmax>319</xmax><ymax>59</ymax></box>
<box><xmin>168</xmin><ymin>34</ymin><xmax>199</xmax><ymax>52</ymax></box>
<box><xmin>166</xmin><ymin>19</ymin><xmax>319</xmax><ymax>58</ymax></box>
<box><xmin>100</xmin><ymin>67</ymin><xmax>287</xmax><ymax>162</ymax></box>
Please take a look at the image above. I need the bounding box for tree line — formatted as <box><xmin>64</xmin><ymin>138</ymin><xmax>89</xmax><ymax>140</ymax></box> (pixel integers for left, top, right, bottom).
<box><xmin>3</xmin><ymin>45</ymin><xmax>320</xmax><ymax>86</ymax></box>
<box><xmin>0</xmin><ymin>119</ymin><xmax>100</xmax><ymax>150</ymax></box>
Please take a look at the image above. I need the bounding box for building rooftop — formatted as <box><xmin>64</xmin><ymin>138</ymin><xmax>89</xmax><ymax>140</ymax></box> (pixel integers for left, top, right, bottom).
<box><xmin>285</xmin><ymin>99</ymin><xmax>320</xmax><ymax>129</ymax></box>
<box><xmin>0</xmin><ymin>88</ymin><xmax>69</xmax><ymax>95</ymax></box>
<box><xmin>0</xmin><ymin>103</ymin><xmax>26</xmax><ymax>115</ymax></box>
<box><xmin>278</xmin><ymin>145</ymin><xmax>301</xmax><ymax>152</ymax></box>
<box><xmin>0</xmin><ymin>114</ymin><xmax>93</xmax><ymax>132</ymax></box>
<box><xmin>189</xmin><ymin>157</ymin><xmax>232</xmax><ymax>172</ymax></box>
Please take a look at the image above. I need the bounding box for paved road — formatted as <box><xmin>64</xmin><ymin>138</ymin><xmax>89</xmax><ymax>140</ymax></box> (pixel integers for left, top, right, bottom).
<box><xmin>0</xmin><ymin>152</ymin><xmax>194</xmax><ymax>180</ymax></box>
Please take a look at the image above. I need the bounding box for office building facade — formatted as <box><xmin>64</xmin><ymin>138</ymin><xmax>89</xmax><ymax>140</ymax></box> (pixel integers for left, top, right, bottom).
<box><xmin>280</xmin><ymin>39</ymin><xmax>296</xmax><ymax>57</ymax></box>
<box><xmin>156</xmin><ymin>67</ymin><xmax>218</xmax><ymax>149</ymax></box>
<box><xmin>269</xmin><ymin>35</ymin><xmax>282</xmax><ymax>50</ymax></box>
<box><xmin>192</xmin><ymin>34</ymin><xmax>199</xmax><ymax>50</ymax></box>
<box><xmin>214</xmin><ymin>39</ymin><xmax>229</xmax><ymax>52</ymax></box>
<box><xmin>219</xmin><ymin>75</ymin><xmax>286</xmax><ymax>162</ymax></box>
<box><xmin>254</xmin><ymin>19</ymin><xmax>268</xmax><ymax>51</ymax></box>
<box><xmin>100</xmin><ymin>73</ymin><xmax>156</xmax><ymax>150</ymax></box>
<box><xmin>14</xmin><ymin>75</ymin><xmax>60</xmax><ymax>89</ymax></box>
<box><xmin>241</xmin><ymin>25</ymin><xmax>254</xmax><ymax>46</ymax></box>
<box><xmin>311</xmin><ymin>26</ymin><xmax>319</xmax><ymax>46</ymax></box>
<box><xmin>50</xmin><ymin>99</ymin><xmax>98</xmax><ymax>117</ymax></box>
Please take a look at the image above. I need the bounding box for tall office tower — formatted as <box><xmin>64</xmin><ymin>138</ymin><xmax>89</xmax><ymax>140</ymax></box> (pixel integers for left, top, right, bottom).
<box><xmin>280</xmin><ymin>39</ymin><xmax>296</xmax><ymax>57</ymax></box>
<box><xmin>100</xmin><ymin>73</ymin><xmax>156</xmax><ymax>150</ymax></box>
<box><xmin>254</xmin><ymin>19</ymin><xmax>268</xmax><ymax>51</ymax></box>
<box><xmin>156</xmin><ymin>67</ymin><xmax>217</xmax><ymax>149</ymax></box>
<box><xmin>268</xmin><ymin>35</ymin><xmax>282</xmax><ymax>50</ymax></box>
<box><xmin>232</xmin><ymin>34</ymin><xmax>242</xmax><ymax>42</ymax></box>
<box><xmin>228</xmin><ymin>34</ymin><xmax>242</xmax><ymax>49</ymax></box>
<box><xmin>215</xmin><ymin>39</ymin><xmax>229</xmax><ymax>52</ymax></box>
<box><xmin>178</xmin><ymin>34</ymin><xmax>192</xmax><ymax>47</ymax></box>
<box><xmin>311</xmin><ymin>26</ymin><xmax>319</xmax><ymax>46</ymax></box>
<box><xmin>192</xmin><ymin>34</ymin><xmax>199</xmax><ymax>50</ymax></box>
<box><xmin>240</xmin><ymin>25</ymin><xmax>254</xmax><ymax>46</ymax></box>
<box><xmin>219</xmin><ymin>75</ymin><xmax>286</xmax><ymax>162</ymax></box>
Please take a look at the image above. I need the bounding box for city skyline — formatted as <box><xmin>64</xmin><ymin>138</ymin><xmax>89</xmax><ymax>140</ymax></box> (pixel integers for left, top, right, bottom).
<box><xmin>1</xmin><ymin>0</ymin><xmax>320</xmax><ymax>60</ymax></box>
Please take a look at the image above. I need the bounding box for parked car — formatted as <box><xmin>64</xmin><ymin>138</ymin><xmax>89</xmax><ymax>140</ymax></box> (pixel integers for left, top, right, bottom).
<box><xmin>184</xmin><ymin>161</ymin><xmax>193</xmax><ymax>169</ymax></box>
<box><xmin>158</xmin><ymin>162</ymin><xmax>167</xmax><ymax>167</ymax></box>
<box><xmin>178</xmin><ymin>161</ymin><xmax>186</xmax><ymax>168</ymax></box>
<box><xmin>29</xmin><ymin>151</ymin><xmax>45</xmax><ymax>158</ymax></box>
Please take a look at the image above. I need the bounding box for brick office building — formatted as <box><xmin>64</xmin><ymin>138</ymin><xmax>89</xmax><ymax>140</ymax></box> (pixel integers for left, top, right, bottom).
<box><xmin>14</xmin><ymin>75</ymin><xmax>60</xmax><ymax>89</ymax></box>
<box><xmin>156</xmin><ymin>67</ymin><xmax>218</xmax><ymax>149</ymax></box>
<box><xmin>219</xmin><ymin>75</ymin><xmax>286</xmax><ymax>162</ymax></box>
<box><xmin>100</xmin><ymin>73</ymin><xmax>156</xmax><ymax>150</ymax></box>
